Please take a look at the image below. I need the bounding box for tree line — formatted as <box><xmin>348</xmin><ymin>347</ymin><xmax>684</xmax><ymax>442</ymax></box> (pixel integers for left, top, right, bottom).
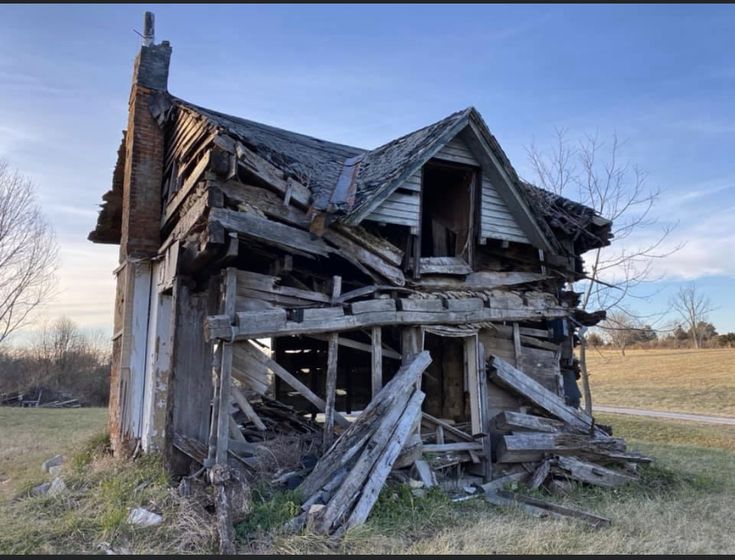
<box><xmin>0</xmin><ymin>316</ymin><xmax>111</xmax><ymax>406</ymax></box>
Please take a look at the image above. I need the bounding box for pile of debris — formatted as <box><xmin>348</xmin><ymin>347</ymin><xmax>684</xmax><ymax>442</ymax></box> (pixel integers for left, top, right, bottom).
<box><xmin>268</xmin><ymin>353</ymin><xmax>651</xmax><ymax>533</ymax></box>
<box><xmin>0</xmin><ymin>386</ymin><xmax>81</xmax><ymax>408</ymax></box>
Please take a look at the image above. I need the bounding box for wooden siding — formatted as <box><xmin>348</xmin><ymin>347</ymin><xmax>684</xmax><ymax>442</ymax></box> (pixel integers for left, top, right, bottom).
<box><xmin>434</xmin><ymin>135</ymin><xmax>480</xmax><ymax>166</ymax></box>
<box><xmin>366</xmin><ymin>171</ymin><xmax>421</xmax><ymax>229</ymax></box>
<box><xmin>480</xmin><ymin>177</ymin><xmax>529</xmax><ymax>244</ymax></box>
<box><xmin>365</xmin><ymin>134</ymin><xmax>530</xmax><ymax>245</ymax></box>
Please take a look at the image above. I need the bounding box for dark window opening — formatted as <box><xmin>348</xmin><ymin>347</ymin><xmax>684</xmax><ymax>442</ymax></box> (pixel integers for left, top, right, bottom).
<box><xmin>420</xmin><ymin>162</ymin><xmax>475</xmax><ymax>259</ymax></box>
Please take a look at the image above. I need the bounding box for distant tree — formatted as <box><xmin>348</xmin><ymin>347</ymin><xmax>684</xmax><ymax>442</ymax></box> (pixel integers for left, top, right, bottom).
<box><xmin>586</xmin><ymin>332</ymin><xmax>605</xmax><ymax>347</ymax></box>
<box><xmin>717</xmin><ymin>333</ymin><xmax>735</xmax><ymax>348</ymax></box>
<box><xmin>602</xmin><ymin>311</ymin><xmax>641</xmax><ymax>356</ymax></box>
<box><xmin>635</xmin><ymin>324</ymin><xmax>658</xmax><ymax>344</ymax></box>
<box><xmin>670</xmin><ymin>283</ymin><xmax>715</xmax><ymax>349</ymax></box>
<box><xmin>673</xmin><ymin>324</ymin><xmax>689</xmax><ymax>342</ymax></box>
<box><xmin>0</xmin><ymin>160</ymin><xmax>58</xmax><ymax>346</ymax></box>
<box><xmin>692</xmin><ymin>321</ymin><xmax>717</xmax><ymax>344</ymax></box>
<box><xmin>27</xmin><ymin>316</ymin><xmax>111</xmax><ymax>405</ymax></box>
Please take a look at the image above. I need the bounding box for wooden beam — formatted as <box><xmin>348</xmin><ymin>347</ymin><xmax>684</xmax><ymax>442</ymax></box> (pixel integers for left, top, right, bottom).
<box><xmin>487</xmin><ymin>355</ymin><xmax>605</xmax><ymax>436</ymax></box>
<box><xmin>324</xmin><ymin>229</ymin><xmax>406</xmax><ymax>286</ymax></box>
<box><xmin>495</xmin><ymin>432</ymin><xmax>625</xmax><ymax>464</ymax></box>
<box><xmin>422</xmin><ymin>442</ymin><xmax>483</xmax><ymax>453</ymax></box>
<box><xmin>323</xmin><ymin>333</ymin><xmax>339</xmax><ymax>448</ymax></box>
<box><xmin>419</xmin><ymin>257</ymin><xmax>472</xmax><ymax>275</ymax></box>
<box><xmin>486</xmin><ymin>490</ymin><xmax>610</xmax><ymax>528</ymax></box>
<box><xmin>240</xmin><ymin>340</ymin><xmax>350</xmax><ymax>428</ymax></box>
<box><xmin>421</xmin><ymin>412</ymin><xmax>475</xmax><ymax>443</ymax></box>
<box><xmin>230</xmin><ymin>383</ymin><xmax>266</xmax><ymax>431</ymax></box>
<box><xmin>209</xmin><ymin>207</ymin><xmax>332</xmax><ymax>258</ymax></box>
<box><xmin>215</xmin><ymin>268</ymin><xmax>237</xmax><ymax>465</ymax></box>
<box><xmin>512</xmin><ymin>323</ymin><xmax>522</xmax><ymax>368</ymax></box>
<box><xmin>493</xmin><ymin>411</ymin><xmax>564</xmax><ymax>433</ymax></box>
<box><xmin>554</xmin><ymin>456</ymin><xmax>638</xmax><ymax>488</ymax></box>
<box><xmin>371</xmin><ymin>327</ymin><xmax>382</xmax><ymax>399</ymax></box>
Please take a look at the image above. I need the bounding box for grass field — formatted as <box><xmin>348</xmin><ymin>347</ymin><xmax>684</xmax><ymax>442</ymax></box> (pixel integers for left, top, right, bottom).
<box><xmin>587</xmin><ymin>347</ymin><xmax>735</xmax><ymax>416</ymax></box>
<box><xmin>1</xmin><ymin>406</ymin><xmax>734</xmax><ymax>554</ymax></box>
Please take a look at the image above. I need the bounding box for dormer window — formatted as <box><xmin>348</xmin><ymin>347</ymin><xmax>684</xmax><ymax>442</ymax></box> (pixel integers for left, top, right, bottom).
<box><xmin>420</xmin><ymin>161</ymin><xmax>476</xmax><ymax>260</ymax></box>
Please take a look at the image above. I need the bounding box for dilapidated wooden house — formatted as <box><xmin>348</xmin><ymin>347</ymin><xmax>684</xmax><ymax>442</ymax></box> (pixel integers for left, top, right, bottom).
<box><xmin>90</xmin><ymin>17</ymin><xmax>646</xmax><ymax>537</ymax></box>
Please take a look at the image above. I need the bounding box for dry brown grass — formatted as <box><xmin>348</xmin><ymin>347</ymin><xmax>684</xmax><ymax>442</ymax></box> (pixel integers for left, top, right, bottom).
<box><xmin>587</xmin><ymin>347</ymin><xmax>735</xmax><ymax>416</ymax></box>
<box><xmin>3</xmin><ymin>390</ymin><xmax>735</xmax><ymax>554</ymax></box>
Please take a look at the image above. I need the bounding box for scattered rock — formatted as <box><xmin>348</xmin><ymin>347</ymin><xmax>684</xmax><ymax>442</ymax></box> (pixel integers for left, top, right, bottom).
<box><xmin>463</xmin><ymin>485</ymin><xmax>477</xmax><ymax>494</ymax></box>
<box><xmin>127</xmin><ymin>507</ymin><xmax>163</xmax><ymax>527</ymax></box>
<box><xmin>32</xmin><ymin>482</ymin><xmax>51</xmax><ymax>496</ymax></box>
<box><xmin>41</xmin><ymin>454</ymin><xmax>64</xmax><ymax>473</ymax></box>
<box><xmin>408</xmin><ymin>478</ymin><xmax>424</xmax><ymax>489</ymax></box>
<box><xmin>411</xmin><ymin>488</ymin><xmax>427</xmax><ymax>498</ymax></box>
<box><xmin>48</xmin><ymin>465</ymin><xmax>63</xmax><ymax>478</ymax></box>
<box><xmin>48</xmin><ymin>477</ymin><xmax>67</xmax><ymax>496</ymax></box>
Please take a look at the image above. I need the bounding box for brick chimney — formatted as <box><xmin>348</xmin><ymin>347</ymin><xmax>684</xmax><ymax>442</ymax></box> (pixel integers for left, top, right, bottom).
<box><xmin>120</xmin><ymin>11</ymin><xmax>172</xmax><ymax>259</ymax></box>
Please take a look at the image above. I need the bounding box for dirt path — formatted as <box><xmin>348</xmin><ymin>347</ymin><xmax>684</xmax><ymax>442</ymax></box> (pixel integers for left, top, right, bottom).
<box><xmin>594</xmin><ymin>405</ymin><xmax>735</xmax><ymax>426</ymax></box>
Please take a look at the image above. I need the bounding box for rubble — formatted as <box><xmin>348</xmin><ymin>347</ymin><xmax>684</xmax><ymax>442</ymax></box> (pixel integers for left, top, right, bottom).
<box><xmin>41</xmin><ymin>454</ymin><xmax>64</xmax><ymax>473</ymax></box>
<box><xmin>127</xmin><ymin>507</ymin><xmax>163</xmax><ymax>527</ymax></box>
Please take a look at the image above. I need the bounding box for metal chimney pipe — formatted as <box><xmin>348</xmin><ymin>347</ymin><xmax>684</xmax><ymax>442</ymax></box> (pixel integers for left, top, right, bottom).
<box><xmin>143</xmin><ymin>12</ymin><xmax>155</xmax><ymax>46</ymax></box>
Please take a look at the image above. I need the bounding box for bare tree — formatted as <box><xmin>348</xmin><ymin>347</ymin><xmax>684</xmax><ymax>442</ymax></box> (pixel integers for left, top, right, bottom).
<box><xmin>0</xmin><ymin>160</ymin><xmax>58</xmax><ymax>345</ymax></box>
<box><xmin>527</xmin><ymin>131</ymin><xmax>679</xmax><ymax>412</ymax></box>
<box><xmin>670</xmin><ymin>283</ymin><xmax>714</xmax><ymax>350</ymax></box>
<box><xmin>602</xmin><ymin>311</ymin><xmax>641</xmax><ymax>356</ymax></box>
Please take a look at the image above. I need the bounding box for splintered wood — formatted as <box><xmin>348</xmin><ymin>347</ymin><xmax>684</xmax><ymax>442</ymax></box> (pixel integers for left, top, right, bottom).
<box><xmin>482</xmin><ymin>354</ymin><xmax>651</xmax><ymax>524</ymax></box>
<box><xmin>295</xmin><ymin>351</ymin><xmax>431</xmax><ymax>536</ymax></box>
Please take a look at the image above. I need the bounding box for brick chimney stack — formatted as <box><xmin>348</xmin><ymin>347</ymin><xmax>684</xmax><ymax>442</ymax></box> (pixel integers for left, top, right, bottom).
<box><xmin>119</xmin><ymin>11</ymin><xmax>172</xmax><ymax>259</ymax></box>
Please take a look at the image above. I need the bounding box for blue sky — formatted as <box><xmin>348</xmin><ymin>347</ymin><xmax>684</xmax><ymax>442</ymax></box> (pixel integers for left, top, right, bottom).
<box><xmin>0</xmin><ymin>4</ymin><xmax>733</xmax><ymax>338</ymax></box>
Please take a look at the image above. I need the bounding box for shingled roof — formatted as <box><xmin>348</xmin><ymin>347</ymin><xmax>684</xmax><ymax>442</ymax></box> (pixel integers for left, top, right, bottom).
<box><xmin>92</xmin><ymin>95</ymin><xmax>611</xmax><ymax>252</ymax></box>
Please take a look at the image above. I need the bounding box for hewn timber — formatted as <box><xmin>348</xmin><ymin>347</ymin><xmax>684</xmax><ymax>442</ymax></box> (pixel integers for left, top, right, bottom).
<box><xmin>209</xmin><ymin>303</ymin><xmax>568</xmax><ymax>340</ymax></box>
<box><xmin>209</xmin><ymin>207</ymin><xmax>332</xmax><ymax>258</ymax></box>
<box><xmin>487</xmin><ymin>355</ymin><xmax>605</xmax><ymax>436</ymax></box>
<box><xmin>493</xmin><ymin>411</ymin><xmax>564</xmax><ymax>433</ymax></box>
<box><xmin>323</xmin><ymin>333</ymin><xmax>339</xmax><ymax>448</ymax></box>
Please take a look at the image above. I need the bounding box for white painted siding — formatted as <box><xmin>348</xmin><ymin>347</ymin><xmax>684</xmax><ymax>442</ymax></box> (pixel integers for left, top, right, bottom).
<box><xmin>366</xmin><ymin>170</ymin><xmax>421</xmax><ymax>229</ymax></box>
<box><xmin>434</xmin><ymin>135</ymin><xmax>480</xmax><ymax>166</ymax></box>
<box><xmin>365</xmin><ymin>134</ymin><xmax>530</xmax><ymax>245</ymax></box>
<box><xmin>480</xmin><ymin>176</ymin><xmax>529</xmax><ymax>244</ymax></box>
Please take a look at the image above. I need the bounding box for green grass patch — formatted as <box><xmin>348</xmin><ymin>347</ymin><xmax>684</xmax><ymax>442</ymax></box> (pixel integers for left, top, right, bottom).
<box><xmin>236</xmin><ymin>485</ymin><xmax>301</xmax><ymax>541</ymax></box>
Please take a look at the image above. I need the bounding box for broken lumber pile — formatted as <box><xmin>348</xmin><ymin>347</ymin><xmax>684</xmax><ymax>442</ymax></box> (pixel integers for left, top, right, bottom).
<box><xmin>292</xmin><ymin>351</ymin><xmax>431</xmax><ymax>536</ymax></box>
<box><xmin>485</xmin><ymin>355</ymin><xmax>651</xmax><ymax>500</ymax></box>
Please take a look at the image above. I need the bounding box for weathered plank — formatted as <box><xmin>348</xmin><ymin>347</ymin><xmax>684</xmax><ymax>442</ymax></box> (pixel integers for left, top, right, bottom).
<box><xmin>323</xmin><ymin>333</ymin><xmax>339</xmax><ymax>448</ymax></box>
<box><xmin>419</xmin><ymin>257</ymin><xmax>472</xmax><ymax>275</ymax></box>
<box><xmin>422</xmin><ymin>442</ymin><xmax>483</xmax><ymax>453</ymax></box>
<box><xmin>350</xmin><ymin>298</ymin><xmax>396</xmax><ymax>314</ymax></box>
<box><xmin>480</xmin><ymin>471</ymin><xmax>529</xmax><ymax>494</ymax></box>
<box><xmin>493</xmin><ymin>411</ymin><xmax>564</xmax><ymax>433</ymax></box>
<box><xmin>210</xmin><ymin>207</ymin><xmax>332</xmax><ymax>257</ymax></box>
<box><xmin>553</xmin><ymin>456</ymin><xmax>638</xmax><ymax>488</ymax></box>
<box><xmin>343</xmin><ymin>390</ymin><xmax>425</xmax><ymax>532</ymax></box>
<box><xmin>371</xmin><ymin>327</ymin><xmax>382</xmax><ymax>399</ymax></box>
<box><xmin>528</xmin><ymin>458</ymin><xmax>552</xmax><ymax>490</ymax></box>
<box><xmin>230</xmin><ymin>383</ymin><xmax>266</xmax><ymax>431</ymax></box>
<box><xmin>324</xmin><ymin>230</ymin><xmax>405</xmax><ymax>286</ymax></box>
<box><xmin>488</xmin><ymin>355</ymin><xmax>604</xmax><ymax>436</ymax></box>
<box><xmin>486</xmin><ymin>490</ymin><xmax>611</xmax><ymax>528</ymax></box>
<box><xmin>421</xmin><ymin>413</ymin><xmax>475</xmax><ymax>443</ymax></box>
<box><xmin>496</xmin><ymin>432</ymin><xmax>625</xmax><ymax>464</ymax></box>
<box><xmin>332</xmin><ymin>224</ymin><xmax>404</xmax><ymax>267</ymax></box>
<box><xmin>299</xmin><ymin>351</ymin><xmax>432</xmax><ymax>498</ymax></box>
